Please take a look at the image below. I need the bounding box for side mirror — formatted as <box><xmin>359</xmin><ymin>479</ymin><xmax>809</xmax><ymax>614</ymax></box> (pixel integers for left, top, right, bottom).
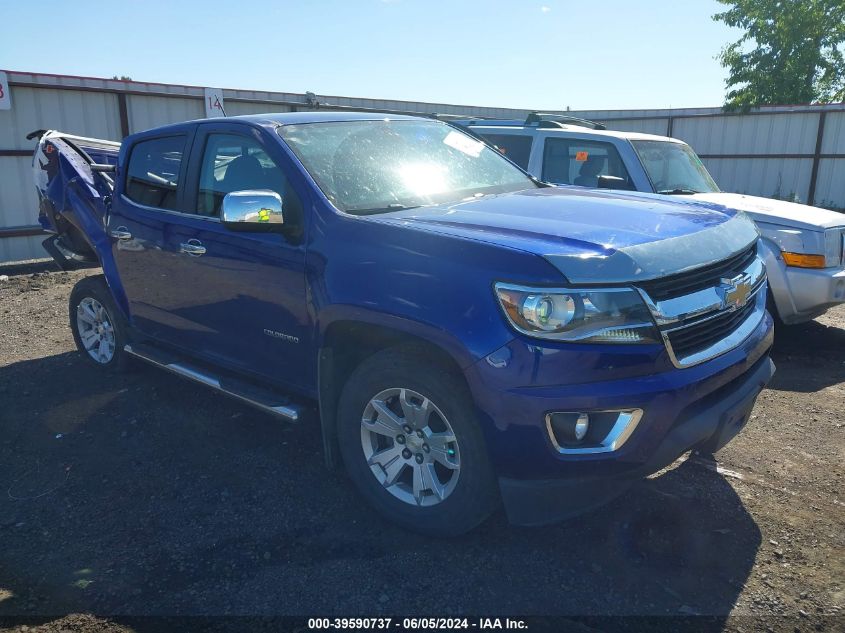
<box><xmin>221</xmin><ymin>190</ymin><xmax>284</xmax><ymax>231</ymax></box>
<box><xmin>596</xmin><ymin>175</ymin><xmax>633</xmax><ymax>191</ymax></box>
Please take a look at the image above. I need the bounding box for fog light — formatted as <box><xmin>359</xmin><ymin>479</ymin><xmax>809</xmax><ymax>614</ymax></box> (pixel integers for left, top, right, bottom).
<box><xmin>574</xmin><ymin>413</ymin><xmax>589</xmax><ymax>440</ymax></box>
<box><xmin>545</xmin><ymin>409</ymin><xmax>644</xmax><ymax>454</ymax></box>
<box><xmin>546</xmin><ymin>411</ymin><xmax>590</xmax><ymax>445</ymax></box>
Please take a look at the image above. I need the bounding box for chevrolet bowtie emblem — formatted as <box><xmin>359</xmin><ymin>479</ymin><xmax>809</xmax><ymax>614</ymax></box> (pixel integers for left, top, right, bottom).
<box><xmin>719</xmin><ymin>273</ymin><xmax>753</xmax><ymax>311</ymax></box>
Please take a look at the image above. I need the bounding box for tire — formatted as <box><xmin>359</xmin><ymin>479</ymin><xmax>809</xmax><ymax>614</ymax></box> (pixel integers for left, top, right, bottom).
<box><xmin>337</xmin><ymin>345</ymin><xmax>498</xmax><ymax>536</ymax></box>
<box><xmin>766</xmin><ymin>293</ymin><xmax>785</xmax><ymax>328</ymax></box>
<box><xmin>69</xmin><ymin>275</ymin><xmax>131</xmax><ymax>372</ymax></box>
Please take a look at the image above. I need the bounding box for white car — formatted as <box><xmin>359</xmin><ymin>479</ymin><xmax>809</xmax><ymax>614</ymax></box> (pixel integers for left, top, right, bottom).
<box><xmin>461</xmin><ymin>114</ymin><xmax>845</xmax><ymax>325</ymax></box>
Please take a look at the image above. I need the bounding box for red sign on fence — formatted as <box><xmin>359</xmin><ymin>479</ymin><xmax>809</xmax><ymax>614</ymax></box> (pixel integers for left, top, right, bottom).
<box><xmin>0</xmin><ymin>72</ymin><xmax>11</xmax><ymax>111</ymax></box>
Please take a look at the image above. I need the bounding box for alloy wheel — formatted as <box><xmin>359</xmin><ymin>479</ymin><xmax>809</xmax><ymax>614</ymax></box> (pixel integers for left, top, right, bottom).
<box><xmin>360</xmin><ymin>387</ymin><xmax>461</xmax><ymax>507</ymax></box>
<box><xmin>76</xmin><ymin>297</ymin><xmax>116</xmax><ymax>364</ymax></box>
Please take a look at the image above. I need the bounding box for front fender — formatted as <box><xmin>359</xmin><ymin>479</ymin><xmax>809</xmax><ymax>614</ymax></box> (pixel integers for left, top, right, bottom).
<box><xmin>309</xmin><ymin>213</ymin><xmax>568</xmax><ymax>369</ymax></box>
<box><xmin>316</xmin><ymin>304</ymin><xmax>480</xmax><ymax>370</ymax></box>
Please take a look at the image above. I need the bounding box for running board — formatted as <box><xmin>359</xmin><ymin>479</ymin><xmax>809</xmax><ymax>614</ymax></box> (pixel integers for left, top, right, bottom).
<box><xmin>123</xmin><ymin>343</ymin><xmax>301</xmax><ymax>422</ymax></box>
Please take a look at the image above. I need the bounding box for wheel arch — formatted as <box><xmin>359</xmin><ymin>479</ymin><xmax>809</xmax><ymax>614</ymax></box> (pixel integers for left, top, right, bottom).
<box><xmin>317</xmin><ymin>317</ymin><xmax>472</xmax><ymax>470</ymax></box>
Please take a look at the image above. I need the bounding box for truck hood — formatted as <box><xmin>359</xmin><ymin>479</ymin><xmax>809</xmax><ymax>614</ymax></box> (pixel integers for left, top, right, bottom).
<box><xmin>373</xmin><ymin>188</ymin><xmax>759</xmax><ymax>284</ymax></box>
<box><xmin>690</xmin><ymin>192</ymin><xmax>845</xmax><ymax>231</ymax></box>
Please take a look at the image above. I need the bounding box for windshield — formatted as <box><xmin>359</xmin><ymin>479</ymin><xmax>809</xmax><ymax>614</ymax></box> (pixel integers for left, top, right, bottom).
<box><xmin>631</xmin><ymin>140</ymin><xmax>720</xmax><ymax>194</ymax></box>
<box><xmin>278</xmin><ymin>119</ymin><xmax>537</xmax><ymax>214</ymax></box>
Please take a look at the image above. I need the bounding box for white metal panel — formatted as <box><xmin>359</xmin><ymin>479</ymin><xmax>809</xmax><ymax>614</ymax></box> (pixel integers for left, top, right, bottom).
<box><xmin>813</xmin><ymin>159</ymin><xmax>845</xmax><ymax>210</ymax></box>
<box><xmin>0</xmin><ymin>86</ymin><xmax>122</xmax><ymax>150</ymax></box>
<box><xmin>0</xmin><ymin>235</ymin><xmax>44</xmax><ymax>264</ymax></box>
<box><xmin>704</xmin><ymin>157</ymin><xmax>814</xmax><ymax>203</ymax></box>
<box><xmin>600</xmin><ymin>118</ymin><xmax>670</xmax><ymax>136</ymax></box>
<box><xmin>126</xmin><ymin>95</ymin><xmax>204</xmax><ymax>133</ymax></box>
<box><xmin>673</xmin><ymin>113</ymin><xmax>819</xmax><ymax>155</ymax></box>
<box><xmin>820</xmin><ymin>112</ymin><xmax>845</xmax><ymax>155</ymax></box>
<box><xmin>0</xmin><ymin>156</ymin><xmax>39</xmax><ymax>227</ymax></box>
<box><xmin>571</xmin><ymin>103</ymin><xmax>845</xmax><ymax>121</ymax></box>
<box><xmin>224</xmin><ymin>102</ymin><xmax>292</xmax><ymax>116</ymax></box>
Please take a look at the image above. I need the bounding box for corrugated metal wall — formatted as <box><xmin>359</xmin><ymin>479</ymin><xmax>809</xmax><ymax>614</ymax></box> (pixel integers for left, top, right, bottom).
<box><xmin>1</xmin><ymin>70</ymin><xmax>844</xmax><ymax>263</ymax></box>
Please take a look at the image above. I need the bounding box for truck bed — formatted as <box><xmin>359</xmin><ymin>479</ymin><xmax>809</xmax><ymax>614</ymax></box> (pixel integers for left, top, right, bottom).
<box><xmin>31</xmin><ymin>130</ymin><xmax>121</xmax><ymax>268</ymax></box>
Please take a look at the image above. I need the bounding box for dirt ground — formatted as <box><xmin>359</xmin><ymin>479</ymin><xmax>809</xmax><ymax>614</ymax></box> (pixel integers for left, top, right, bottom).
<box><xmin>0</xmin><ymin>265</ymin><xmax>842</xmax><ymax>632</ymax></box>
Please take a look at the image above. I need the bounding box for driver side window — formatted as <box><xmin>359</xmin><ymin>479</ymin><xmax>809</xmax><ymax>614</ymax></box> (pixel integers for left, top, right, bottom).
<box><xmin>196</xmin><ymin>133</ymin><xmax>302</xmax><ymax>227</ymax></box>
<box><xmin>542</xmin><ymin>138</ymin><xmax>630</xmax><ymax>188</ymax></box>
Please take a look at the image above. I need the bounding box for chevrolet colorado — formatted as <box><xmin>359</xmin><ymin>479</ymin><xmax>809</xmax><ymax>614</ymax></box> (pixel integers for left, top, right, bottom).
<box><xmin>32</xmin><ymin>113</ymin><xmax>774</xmax><ymax>535</ymax></box>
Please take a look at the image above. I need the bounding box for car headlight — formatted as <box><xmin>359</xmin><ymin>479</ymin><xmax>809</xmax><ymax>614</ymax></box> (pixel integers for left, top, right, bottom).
<box><xmin>494</xmin><ymin>283</ymin><xmax>659</xmax><ymax>343</ymax></box>
<box><xmin>774</xmin><ymin>227</ymin><xmax>844</xmax><ymax>269</ymax></box>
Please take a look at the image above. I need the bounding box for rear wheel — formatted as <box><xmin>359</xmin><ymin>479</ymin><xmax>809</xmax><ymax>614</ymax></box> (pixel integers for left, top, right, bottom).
<box><xmin>69</xmin><ymin>275</ymin><xmax>131</xmax><ymax>372</ymax></box>
<box><xmin>337</xmin><ymin>346</ymin><xmax>498</xmax><ymax>536</ymax></box>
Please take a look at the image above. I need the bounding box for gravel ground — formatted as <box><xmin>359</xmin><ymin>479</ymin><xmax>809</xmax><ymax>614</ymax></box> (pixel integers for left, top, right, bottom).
<box><xmin>0</xmin><ymin>266</ymin><xmax>842</xmax><ymax>632</ymax></box>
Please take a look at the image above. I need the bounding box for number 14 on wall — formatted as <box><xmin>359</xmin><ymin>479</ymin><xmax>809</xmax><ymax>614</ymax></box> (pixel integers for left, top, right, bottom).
<box><xmin>204</xmin><ymin>87</ymin><xmax>225</xmax><ymax>118</ymax></box>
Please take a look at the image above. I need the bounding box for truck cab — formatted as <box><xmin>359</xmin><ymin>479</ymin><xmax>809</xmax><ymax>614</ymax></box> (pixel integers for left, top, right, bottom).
<box><xmin>33</xmin><ymin>113</ymin><xmax>774</xmax><ymax>535</ymax></box>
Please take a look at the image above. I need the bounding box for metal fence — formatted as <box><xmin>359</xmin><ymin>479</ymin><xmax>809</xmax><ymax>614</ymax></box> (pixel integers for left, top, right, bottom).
<box><xmin>1</xmin><ymin>70</ymin><xmax>844</xmax><ymax>263</ymax></box>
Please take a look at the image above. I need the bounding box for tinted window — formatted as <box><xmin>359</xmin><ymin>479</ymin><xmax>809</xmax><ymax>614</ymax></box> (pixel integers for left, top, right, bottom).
<box><xmin>542</xmin><ymin>138</ymin><xmax>630</xmax><ymax>188</ymax></box>
<box><xmin>125</xmin><ymin>136</ymin><xmax>185</xmax><ymax>209</ymax></box>
<box><xmin>279</xmin><ymin>120</ymin><xmax>536</xmax><ymax>214</ymax></box>
<box><xmin>478</xmin><ymin>134</ymin><xmax>533</xmax><ymax>170</ymax></box>
<box><xmin>196</xmin><ymin>133</ymin><xmax>303</xmax><ymax>229</ymax></box>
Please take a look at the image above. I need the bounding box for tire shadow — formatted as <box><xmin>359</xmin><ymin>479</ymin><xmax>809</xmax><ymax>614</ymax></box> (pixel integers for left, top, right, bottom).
<box><xmin>768</xmin><ymin>319</ymin><xmax>845</xmax><ymax>392</ymax></box>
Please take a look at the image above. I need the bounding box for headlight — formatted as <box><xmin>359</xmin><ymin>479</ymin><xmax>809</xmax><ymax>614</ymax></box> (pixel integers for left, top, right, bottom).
<box><xmin>774</xmin><ymin>227</ymin><xmax>843</xmax><ymax>269</ymax></box>
<box><xmin>494</xmin><ymin>283</ymin><xmax>659</xmax><ymax>343</ymax></box>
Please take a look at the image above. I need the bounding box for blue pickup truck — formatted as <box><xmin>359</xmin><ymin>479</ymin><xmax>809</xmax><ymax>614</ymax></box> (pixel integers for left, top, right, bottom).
<box><xmin>32</xmin><ymin>113</ymin><xmax>774</xmax><ymax>536</ymax></box>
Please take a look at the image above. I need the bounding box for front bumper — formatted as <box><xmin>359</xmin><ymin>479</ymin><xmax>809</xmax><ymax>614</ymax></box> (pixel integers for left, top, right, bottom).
<box><xmin>773</xmin><ymin>263</ymin><xmax>845</xmax><ymax>324</ymax></box>
<box><xmin>464</xmin><ymin>300</ymin><xmax>774</xmax><ymax>526</ymax></box>
<box><xmin>498</xmin><ymin>355</ymin><xmax>774</xmax><ymax>526</ymax></box>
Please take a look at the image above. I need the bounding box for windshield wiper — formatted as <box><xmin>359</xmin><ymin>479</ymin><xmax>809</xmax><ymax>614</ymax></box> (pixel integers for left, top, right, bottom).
<box><xmin>345</xmin><ymin>203</ymin><xmax>420</xmax><ymax>216</ymax></box>
<box><xmin>658</xmin><ymin>188</ymin><xmax>700</xmax><ymax>195</ymax></box>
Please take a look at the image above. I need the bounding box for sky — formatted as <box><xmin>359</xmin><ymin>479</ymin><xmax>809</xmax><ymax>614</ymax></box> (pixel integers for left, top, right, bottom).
<box><xmin>0</xmin><ymin>0</ymin><xmax>743</xmax><ymax>111</ymax></box>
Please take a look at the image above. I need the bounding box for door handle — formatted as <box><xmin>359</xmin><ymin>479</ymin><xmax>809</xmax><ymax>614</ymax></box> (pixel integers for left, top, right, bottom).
<box><xmin>110</xmin><ymin>226</ymin><xmax>132</xmax><ymax>240</ymax></box>
<box><xmin>180</xmin><ymin>239</ymin><xmax>206</xmax><ymax>256</ymax></box>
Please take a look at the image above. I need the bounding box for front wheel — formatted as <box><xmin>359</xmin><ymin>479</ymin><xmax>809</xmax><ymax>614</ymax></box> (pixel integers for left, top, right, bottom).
<box><xmin>69</xmin><ymin>275</ymin><xmax>131</xmax><ymax>372</ymax></box>
<box><xmin>337</xmin><ymin>346</ymin><xmax>498</xmax><ymax>536</ymax></box>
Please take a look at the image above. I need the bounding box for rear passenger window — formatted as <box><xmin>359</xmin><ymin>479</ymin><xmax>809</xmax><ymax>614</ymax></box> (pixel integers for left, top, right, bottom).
<box><xmin>479</xmin><ymin>134</ymin><xmax>533</xmax><ymax>170</ymax></box>
<box><xmin>542</xmin><ymin>138</ymin><xmax>630</xmax><ymax>187</ymax></box>
<box><xmin>125</xmin><ymin>136</ymin><xmax>185</xmax><ymax>209</ymax></box>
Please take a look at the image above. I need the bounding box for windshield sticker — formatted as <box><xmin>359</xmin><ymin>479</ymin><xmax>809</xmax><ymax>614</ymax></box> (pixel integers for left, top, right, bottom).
<box><xmin>443</xmin><ymin>131</ymin><xmax>484</xmax><ymax>158</ymax></box>
<box><xmin>575</xmin><ymin>151</ymin><xmax>589</xmax><ymax>162</ymax></box>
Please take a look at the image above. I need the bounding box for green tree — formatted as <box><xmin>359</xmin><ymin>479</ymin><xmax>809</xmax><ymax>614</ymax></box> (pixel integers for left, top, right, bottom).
<box><xmin>714</xmin><ymin>0</ymin><xmax>845</xmax><ymax>110</ymax></box>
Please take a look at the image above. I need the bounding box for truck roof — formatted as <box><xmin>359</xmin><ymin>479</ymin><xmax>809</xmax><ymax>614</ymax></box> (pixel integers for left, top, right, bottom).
<box><xmin>125</xmin><ymin>111</ymin><xmax>429</xmax><ymax>140</ymax></box>
<box><xmin>228</xmin><ymin>111</ymin><xmax>423</xmax><ymax>125</ymax></box>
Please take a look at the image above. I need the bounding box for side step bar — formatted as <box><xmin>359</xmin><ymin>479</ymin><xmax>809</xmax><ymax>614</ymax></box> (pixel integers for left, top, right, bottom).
<box><xmin>124</xmin><ymin>343</ymin><xmax>301</xmax><ymax>422</ymax></box>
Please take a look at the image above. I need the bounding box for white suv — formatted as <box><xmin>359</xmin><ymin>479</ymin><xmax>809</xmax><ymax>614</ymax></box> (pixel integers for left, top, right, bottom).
<box><xmin>461</xmin><ymin>113</ymin><xmax>845</xmax><ymax>325</ymax></box>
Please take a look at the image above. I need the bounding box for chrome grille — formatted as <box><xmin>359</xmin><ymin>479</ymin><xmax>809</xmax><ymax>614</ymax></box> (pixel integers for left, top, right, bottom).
<box><xmin>824</xmin><ymin>228</ymin><xmax>845</xmax><ymax>267</ymax></box>
<box><xmin>638</xmin><ymin>245</ymin><xmax>757</xmax><ymax>301</ymax></box>
<box><xmin>665</xmin><ymin>298</ymin><xmax>757</xmax><ymax>359</ymax></box>
<box><xmin>637</xmin><ymin>247</ymin><xmax>768</xmax><ymax>368</ymax></box>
